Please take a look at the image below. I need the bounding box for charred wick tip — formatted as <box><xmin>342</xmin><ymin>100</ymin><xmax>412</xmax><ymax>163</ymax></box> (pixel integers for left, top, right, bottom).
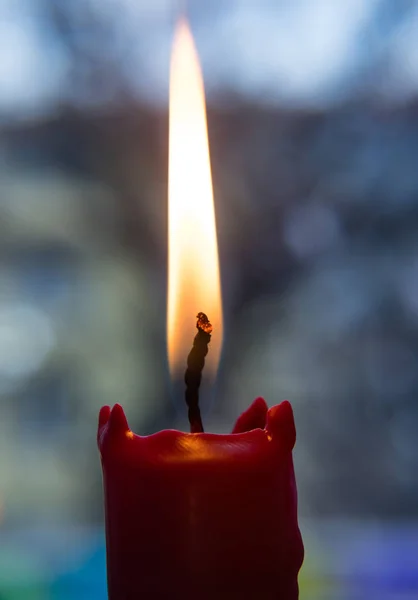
<box><xmin>184</xmin><ymin>312</ymin><xmax>213</xmax><ymax>433</ymax></box>
<box><xmin>196</xmin><ymin>312</ymin><xmax>213</xmax><ymax>335</ymax></box>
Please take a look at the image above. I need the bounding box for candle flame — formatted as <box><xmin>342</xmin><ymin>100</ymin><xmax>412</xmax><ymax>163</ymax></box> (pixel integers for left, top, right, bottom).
<box><xmin>167</xmin><ymin>18</ymin><xmax>223</xmax><ymax>379</ymax></box>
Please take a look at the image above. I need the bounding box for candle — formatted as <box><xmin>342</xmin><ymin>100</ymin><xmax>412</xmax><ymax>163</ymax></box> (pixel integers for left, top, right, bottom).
<box><xmin>98</xmin><ymin>398</ymin><xmax>303</xmax><ymax>599</ymax></box>
<box><xmin>98</xmin><ymin>17</ymin><xmax>304</xmax><ymax>600</ymax></box>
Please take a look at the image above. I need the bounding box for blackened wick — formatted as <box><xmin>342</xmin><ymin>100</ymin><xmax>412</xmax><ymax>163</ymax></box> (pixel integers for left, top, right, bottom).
<box><xmin>184</xmin><ymin>312</ymin><xmax>213</xmax><ymax>433</ymax></box>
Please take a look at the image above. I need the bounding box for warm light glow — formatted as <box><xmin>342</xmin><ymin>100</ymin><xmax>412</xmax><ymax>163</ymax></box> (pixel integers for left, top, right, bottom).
<box><xmin>167</xmin><ymin>18</ymin><xmax>223</xmax><ymax>379</ymax></box>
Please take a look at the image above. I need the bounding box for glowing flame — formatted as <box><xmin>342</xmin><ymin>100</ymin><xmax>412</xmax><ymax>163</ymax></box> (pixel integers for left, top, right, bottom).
<box><xmin>167</xmin><ymin>18</ymin><xmax>223</xmax><ymax>379</ymax></box>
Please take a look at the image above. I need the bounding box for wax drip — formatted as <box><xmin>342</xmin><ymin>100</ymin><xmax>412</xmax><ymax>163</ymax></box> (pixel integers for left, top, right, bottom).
<box><xmin>184</xmin><ymin>312</ymin><xmax>212</xmax><ymax>433</ymax></box>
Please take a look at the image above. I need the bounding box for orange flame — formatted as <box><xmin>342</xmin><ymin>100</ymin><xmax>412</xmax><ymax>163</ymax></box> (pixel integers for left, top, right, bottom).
<box><xmin>167</xmin><ymin>18</ymin><xmax>223</xmax><ymax>379</ymax></box>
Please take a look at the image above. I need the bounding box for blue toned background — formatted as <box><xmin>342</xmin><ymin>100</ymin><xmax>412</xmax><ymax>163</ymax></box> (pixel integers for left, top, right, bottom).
<box><xmin>1</xmin><ymin>1</ymin><xmax>418</xmax><ymax>598</ymax></box>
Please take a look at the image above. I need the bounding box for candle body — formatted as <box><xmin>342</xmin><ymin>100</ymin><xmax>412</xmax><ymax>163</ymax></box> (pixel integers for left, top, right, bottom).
<box><xmin>98</xmin><ymin>400</ymin><xmax>304</xmax><ymax>599</ymax></box>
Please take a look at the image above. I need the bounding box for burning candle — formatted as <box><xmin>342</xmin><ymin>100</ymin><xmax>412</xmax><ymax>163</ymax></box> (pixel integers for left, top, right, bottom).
<box><xmin>98</xmin><ymin>17</ymin><xmax>304</xmax><ymax>600</ymax></box>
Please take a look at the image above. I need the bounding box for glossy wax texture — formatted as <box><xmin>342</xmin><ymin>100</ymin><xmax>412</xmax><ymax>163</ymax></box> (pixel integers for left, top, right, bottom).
<box><xmin>98</xmin><ymin>398</ymin><xmax>304</xmax><ymax>600</ymax></box>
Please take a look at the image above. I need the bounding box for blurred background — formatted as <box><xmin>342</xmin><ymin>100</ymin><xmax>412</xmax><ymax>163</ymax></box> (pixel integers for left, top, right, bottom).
<box><xmin>1</xmin><ymin>0</ymin><xmax>418</xmax><ymax>598</ymax></box>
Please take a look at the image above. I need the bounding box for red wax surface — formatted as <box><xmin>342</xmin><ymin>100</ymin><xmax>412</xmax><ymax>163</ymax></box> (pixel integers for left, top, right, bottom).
<box><xmin>98</xmin><ymin>398</ymin><xmax>304</xmax><ymax>599</ymax></box>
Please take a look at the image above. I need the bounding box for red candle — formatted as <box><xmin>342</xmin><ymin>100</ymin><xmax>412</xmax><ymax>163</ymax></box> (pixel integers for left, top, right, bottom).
<box><xmin>98</xmin><ymin>397</ymin><xmax>304</xmax><ymax>599</ymax></box>
<box><xmin>98</xmin><ymin>16</ymin><xmax>304</xmax><ymax>598</ymax></box>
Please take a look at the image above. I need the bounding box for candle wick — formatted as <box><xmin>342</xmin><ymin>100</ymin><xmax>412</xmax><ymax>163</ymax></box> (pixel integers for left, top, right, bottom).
<box><xmin>184</xmin><ymin>312</ymin><xmax>212</xmax><ymax>433</ymax></box>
